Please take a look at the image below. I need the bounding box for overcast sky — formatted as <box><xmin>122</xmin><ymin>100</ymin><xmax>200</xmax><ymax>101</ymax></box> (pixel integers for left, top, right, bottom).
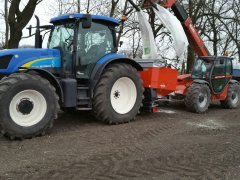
<box><xmin>0</xmin><ymin>0</ymin><xmax>58</xmax><ymax>47</ymax></box>
<box><xmin>0</xmin><ymin>0</ymin><xmax>239</xmax><ymax>67</ymax></box>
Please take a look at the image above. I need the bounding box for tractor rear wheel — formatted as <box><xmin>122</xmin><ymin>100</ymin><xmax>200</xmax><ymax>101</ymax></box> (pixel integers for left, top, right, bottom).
<box><xmin>185</xmin><ymin>83</ymin><xmax>211</xmax><ymax>113</ymax></box>
<box><xmin>221</xmin><ymin>83</ymin><xmax>240</xmax><ymax>109</ymax></box>
<box><xmin>0</xmin><ymin>73</ymin><xmax>59</xmax><ymax>139</ymax></box>
<box><xmin>93</xmin><ymin>63</ymin><xmax>144</xmax><ymax>124</ymax></box>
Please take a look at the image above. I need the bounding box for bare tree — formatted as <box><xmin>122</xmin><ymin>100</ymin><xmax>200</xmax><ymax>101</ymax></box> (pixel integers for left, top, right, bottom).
<box><xmin>4</xmin><ymin>0</ymin><xmax>9</xmax><ymax>47</ymax></box>
<box><xmin>7</xmin><ymin>0</ymin><xmax>43</xmax><ymax>48</ymax></box>
<box><xmin>110</xmin><ymin>0</ymin><xmax>120</xmax><ymax>17</ymax></box>
<box><xmin>77</xmin><ymin>0</ymin><xmax>81</xmax><ymax>13</ymax></box>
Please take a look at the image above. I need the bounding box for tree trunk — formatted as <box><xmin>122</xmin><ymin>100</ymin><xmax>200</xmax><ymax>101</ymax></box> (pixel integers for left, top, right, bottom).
<box><xmin>77</xmin><ymin>0</ymin><xmax>81</xmax><ymax>13</ymax></box>
<box><xmin>4</xmin><ymin>0</ymin><xmax>9</xmax><ymax>47</ymax></box>
<box><xmin>7</xmin><ymin>0</ymin><xmax>40</xmax><ymax>49</ymax></box>
<box><xmin>87</xmin><ymin>0</ymin><xmax>90</xmax><ymax>13</ymax></box>
<box><xmin>117</xmin><ymin>0</ymin><xmax>129</xmax><ymax>46</ymax></box>
<box><xmin>186</xmin><ymin>0</ymin><xmax>196</xmax><ymax>73</ymax></box>
<box><xmin>110</xmin><ymin>0</ymin><xmax>119</xmax><ymax>17</ymax></box>
<box><xmin>237</xmin><ymin>43</ymin><xmax>240</xmax><ymax>63</ymax></box>
<box><xmin>186</xmin><ymin>46</ymin><xmax>195</xmax><ymax>73</ymax></box>
<box><xmin>8</xmin><ymin>31</ymin><xmax>22</xmax><ymax>49</ymax></box>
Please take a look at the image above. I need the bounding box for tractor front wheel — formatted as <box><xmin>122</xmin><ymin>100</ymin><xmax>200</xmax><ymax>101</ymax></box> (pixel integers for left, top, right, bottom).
<box><xmin>93</xmin><ymin>63</ymin><xmax>144</xmax><ymax>124</ymax></box>
<box><xmin>221</xmin><ymin>83</ymin><xmax>240</xmax><ymax>109</ymax></box>
<box><xmin>185</xmin><ymin>83</ymin><xmax>211</xmax><ymax>113</ymax></box>
<box><xmin>0</xmin><ymin>73</ymin><xmax>59</xmax><ymax>139</ymax></box>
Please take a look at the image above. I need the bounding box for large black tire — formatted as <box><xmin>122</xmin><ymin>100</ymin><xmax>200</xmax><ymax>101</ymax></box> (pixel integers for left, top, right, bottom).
<box><xmin>0</xmin><ymin>73</ymin><xmax>59</xmax><ymax>139</ymax></box>
<box><xmin>185</xmin><ymin>83</ymin><xmax>211</xmax><ymax>113</ymax></box>
<box><xmin>93</xmin><ymin>63</ymin><xmax>144</xmax><ymax>124</ymax></box>
<box><xmin>221</xmin><ymin>83</ymin><xmax>240</xmax><ymax>109</ymax></box>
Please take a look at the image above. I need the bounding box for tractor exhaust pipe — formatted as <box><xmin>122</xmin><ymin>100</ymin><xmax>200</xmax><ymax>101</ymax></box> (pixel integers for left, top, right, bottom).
<box><xmin>35</xmin><ymin>15</ymin><xmax>43</xmax><ymax>48</ymax></box>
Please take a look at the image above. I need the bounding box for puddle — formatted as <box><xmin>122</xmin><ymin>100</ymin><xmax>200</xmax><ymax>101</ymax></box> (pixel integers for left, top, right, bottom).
<box><xmin>157</xmin><ymin>109</ymin><xmax>176</xmax><ymax>114</ymax></box>
<box><xmin>187</xmin><ymin>119</ymin><xmax>226</xmax><ymax>130</ymax></box>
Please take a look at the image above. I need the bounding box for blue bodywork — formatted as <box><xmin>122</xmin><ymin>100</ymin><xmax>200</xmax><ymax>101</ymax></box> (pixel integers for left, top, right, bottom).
<box><xmin>0</xmin><ymin>13</ymin><xmax>124</xmax><ymax>75</ymax></box>
<box><xmin>50</xmin><ymin>14</ymin><xmax>119</xmax><ymax>25</ymax></box>
<box><xmin>97</xmin><ymin>53</ymin><xmax>127</xmax><ymax>64</ymax></box>
<box><xmin>233</xmin><ymin>69</ymin><xmax>240</xmax><ymax>77</ymax></box>
<box><xmin>0</xmin><ymin>48</ymin><xmax>127</xmax><ymax>74</ymax></box>
<box><xmin>0</xmin><ymin>49</ymin><xmax>61</xmax><ymax>73</ymax></box>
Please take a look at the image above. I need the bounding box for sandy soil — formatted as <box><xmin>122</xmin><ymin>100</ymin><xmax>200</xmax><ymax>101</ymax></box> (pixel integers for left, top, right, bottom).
<box><xmin>0</xmin><ymin>102</ymin><xmax>240</xmax><ymax>180</ymax></box>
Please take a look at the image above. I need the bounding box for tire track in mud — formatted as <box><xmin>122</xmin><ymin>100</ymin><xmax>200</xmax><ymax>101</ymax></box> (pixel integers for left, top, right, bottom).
<box><xmin>1</xmin><ymin>108</ymin><xmax>240</xmax><ymax>179</ymax></box>
<box><xmin>0</xmin><ymin>112</ymin><xmax>181</xmax><ymax>180</ymax></box>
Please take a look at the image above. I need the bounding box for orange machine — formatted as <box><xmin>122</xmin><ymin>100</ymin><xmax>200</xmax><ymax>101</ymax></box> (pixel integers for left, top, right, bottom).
<box><xmin>140</xmin><ymin>67</ymin><xmax>178</xmax><ymax>97</ymax></box>
<box><xmin>133</xmin><ymin>0</ymin><xmax>240</xmax><ymax>113</ymax></box>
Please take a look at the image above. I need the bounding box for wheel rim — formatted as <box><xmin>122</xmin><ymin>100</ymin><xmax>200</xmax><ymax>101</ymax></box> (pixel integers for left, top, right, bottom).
<box><xmin>9</xmin><ymin>90</ymin><xmax>47</xmax><ymax>127</ymax></box>
<box><xmin>199</xmin><ymin>92</ymin><xmax>208</xmax><ymax>108</ymax></box>
<box><xmin>231</xmin><ymin>91</ymin><xmax>239</xmax><ymax>105</ymax></box>
<box><xmin>110</xmin><ymin>77</ymin><xmax>137</xmax><ymax>114</ymax></box>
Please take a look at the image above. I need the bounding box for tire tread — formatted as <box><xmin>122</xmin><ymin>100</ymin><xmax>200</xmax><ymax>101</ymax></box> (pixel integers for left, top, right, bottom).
<box><xmin>0</xmin><ymin>73</ymin><xmax>59</xmax><ymax>140</ymax></box>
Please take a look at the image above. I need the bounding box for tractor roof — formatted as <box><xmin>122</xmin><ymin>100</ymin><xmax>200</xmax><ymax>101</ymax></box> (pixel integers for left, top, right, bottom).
<box><xmin>50</xmin><ymin>13</ymin><xmax>119</xmax><ymax>26</ymax></box>
<box><xmin>200</xmin><ymin>56</ymin><xmax>233</xmax><ymax>61</ymax></box>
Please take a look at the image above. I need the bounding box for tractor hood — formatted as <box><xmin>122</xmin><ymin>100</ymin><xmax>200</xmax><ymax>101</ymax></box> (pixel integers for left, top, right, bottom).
<box><xmin>0</xmin><ymin>48</ymin><xmax>61</xmax><ymax>73</ymax></box>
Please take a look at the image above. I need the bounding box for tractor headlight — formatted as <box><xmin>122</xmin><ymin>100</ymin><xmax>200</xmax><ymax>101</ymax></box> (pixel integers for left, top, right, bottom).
<box><xmin>0</xmin><ymin>55</ymin><xmax>13</xmax><ymax>69</ymax></box>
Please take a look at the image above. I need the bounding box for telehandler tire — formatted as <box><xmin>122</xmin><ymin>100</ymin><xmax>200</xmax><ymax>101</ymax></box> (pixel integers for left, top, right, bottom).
<box><xmin>0</xmin><ymin>73</ymin><xmax>59</xmax><ymax>140</ymax></box>
<box><xmin>185</xmin><ymin>83</ymin><xmax>210</xmax><ymax>113</ymax></box>
<box><xmin>93</xmin><ymin>63</ymin><xmax>144</xmax><ymax>124</ymax></box>
<box><xmin>221</xmin><ymin>83</ymin><xmax>240</xmax><ymax>109</ymax></box>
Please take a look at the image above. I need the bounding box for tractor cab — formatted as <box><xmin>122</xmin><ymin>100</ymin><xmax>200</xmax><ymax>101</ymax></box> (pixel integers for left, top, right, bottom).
<box><xmin>48</xmin><ymin>14</ymin><xmax>119</xmax><ymax>79</ymax></box>
<box><xmin>191</xmin><ymin>56</ymin><xmax>233</xmax><ymax>94</ymax></box>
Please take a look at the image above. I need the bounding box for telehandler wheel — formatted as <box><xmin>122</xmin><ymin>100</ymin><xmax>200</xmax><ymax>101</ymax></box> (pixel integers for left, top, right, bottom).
<box><xmin>185</xmin><ymin>83</ymin><xmax>210</xmax><ymax>113</ymax></box>
<box><xmin>221</xmin><ymin>83</ymin><xmax>240</xmax><ymax>109</ymax></box>
<box><xmin>93</xmin><ymin>63</ymin><xmax>144</xmax><ymax>124</ymax></box>
<box><xmin>0</xmin><ymin>73</ymin><xmax>59</xmax><ymax>140</ymax></box>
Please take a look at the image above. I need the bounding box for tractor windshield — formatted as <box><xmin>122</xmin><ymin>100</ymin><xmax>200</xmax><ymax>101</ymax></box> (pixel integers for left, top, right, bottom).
<box><xmin>48</xmin><ymin>22</ymin><xmax>75</xmax><ymax>72</ymax></box>
<box><xmin>48</xmin><ymin>22</ymin><xmax>75</xmax><ymax>50</ymax></box>
<box><xmin>191</xmin><ymin>58</ymin><xmax>213</xmax><ymax>79</ymax></box>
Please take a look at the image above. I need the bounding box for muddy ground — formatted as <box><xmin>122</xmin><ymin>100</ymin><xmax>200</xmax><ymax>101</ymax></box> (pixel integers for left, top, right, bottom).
<box><xmin>0</xmin><ymin>102</ymin><xmax>240</xmax><ymax>180</ymax></box>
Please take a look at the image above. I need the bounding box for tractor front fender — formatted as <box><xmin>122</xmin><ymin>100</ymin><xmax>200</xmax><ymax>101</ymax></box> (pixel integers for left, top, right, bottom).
<box><xmin>192</xmin><ymin>79</ymin><xmax>209</xmax><ymax>85</ymax></box>
<box><xmin>90</xmin><ymin>55</ymin><xmax>143</xmax><ymax>97</ymax></box>
<box><xmin>24</xmin><ymin>68</ymin><xmax>64</xmax><ymax>103</ymax></box>
<box><xmin>229</xmin><ymin>79</ymin><xmax>239</xmax><ymax>85</ymax></box>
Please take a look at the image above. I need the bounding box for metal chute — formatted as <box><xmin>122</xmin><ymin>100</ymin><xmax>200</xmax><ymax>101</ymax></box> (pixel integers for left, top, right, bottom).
<box><xmin>137</xmin><ymin>11</ymin><xmax>158</xmax><ymax>59</ymax></box>
<box><xmin>153</xmin><ymin>4</ymin><xmax>189</xmax><ymax>58</ymax></box>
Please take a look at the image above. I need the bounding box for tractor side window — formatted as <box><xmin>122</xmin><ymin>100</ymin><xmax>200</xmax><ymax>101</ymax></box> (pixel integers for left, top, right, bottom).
<box><xmin>212</xmin><ymin>60</ymin><xmax>227</xmax><ymax>93</ymax></box>
<box><xmin>212</xmin><ymin>60</ymin><xmax>226</xmax><ymax>76</ymax></box>
<box><xmin>192</xmin><ymin>58</ymin><xmax>212</xmax><ymax>79</ymax></box>
<box><xmin>76</xmin><ymin>22</ymin><xmax>114</xmax><ymax>78</ymax></box>
<box><xmin>226</xmin><ymin>60</ymin><xmax>232</xmax><ymax>75</ymax></box>
<box><xmin>48</xmin><ymin>23</ymin><xmax>75</xmax><ymax>73</ymax></box>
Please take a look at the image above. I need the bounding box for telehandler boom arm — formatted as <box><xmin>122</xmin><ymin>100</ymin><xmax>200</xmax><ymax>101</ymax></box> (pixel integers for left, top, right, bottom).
<box><xmin>139</xmin><ymin>0</ymin><xmax>210</xmax><ymax>57</ymax></box>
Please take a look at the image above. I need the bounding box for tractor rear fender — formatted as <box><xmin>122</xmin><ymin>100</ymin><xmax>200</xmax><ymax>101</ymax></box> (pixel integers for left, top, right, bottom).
<box><xmin>24</xmin><ymin>68</ymin><xmax>64</xmax><ymax>104</ymax></box>
<box><xmin>90</xmin><ymin>57</ymin><xmax>143</xmax><ymax>96</ymax></box>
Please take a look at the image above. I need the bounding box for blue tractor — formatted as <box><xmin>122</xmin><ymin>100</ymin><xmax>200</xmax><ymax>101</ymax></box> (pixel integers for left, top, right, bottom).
<box><xmin>0</xmin><ymin>14</ymin><xmax>144</xmax><ymax>139</ymax></box>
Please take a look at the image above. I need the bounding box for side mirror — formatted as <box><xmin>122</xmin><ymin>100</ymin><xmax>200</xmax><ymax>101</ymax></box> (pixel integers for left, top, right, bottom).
<box><xmin>220</xmin><ymin>59</ymin><xmax>224</xmax><ymax>64</ymax></box>
<box><xmin>82</xmin><ymin>14</ymin><xmax>92</xmax><ymax>29</ymax></box>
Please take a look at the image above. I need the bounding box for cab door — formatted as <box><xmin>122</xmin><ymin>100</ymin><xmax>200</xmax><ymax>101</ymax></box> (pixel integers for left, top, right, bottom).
<box><xmin>211</xmin><ymin>58</ymin><xmax>232</xmax><ymax>94</ymax></box>
<box><xmin>76</xmin><ymin>22</ymin><xmax>115</xmax><ymax>79</ymax></box>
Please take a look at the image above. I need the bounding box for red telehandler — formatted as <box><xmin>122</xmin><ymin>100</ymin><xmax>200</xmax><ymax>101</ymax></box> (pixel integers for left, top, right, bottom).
<box><xmin>128</xmin><ymin>0</ymin><xmax>240</xmax><ymax>113</ymax></box>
